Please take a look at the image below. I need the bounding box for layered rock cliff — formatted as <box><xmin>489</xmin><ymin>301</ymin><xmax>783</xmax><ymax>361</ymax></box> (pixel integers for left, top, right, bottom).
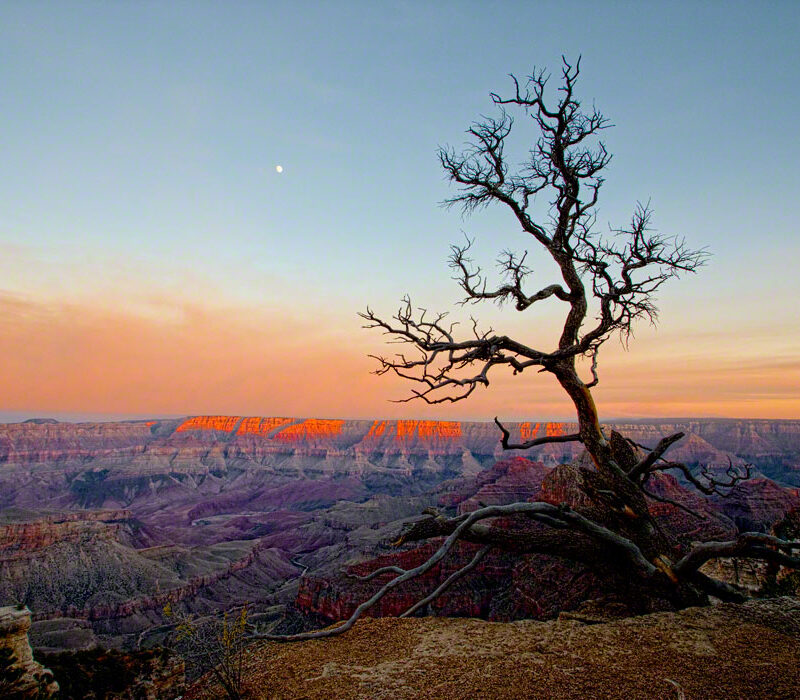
<box><xmin>0</xmin><ymin>509</ymin><xmax>131</xmax><ymax>555</ymax></box>
<box><xmin>437</xmin><ymin>456</ymin><xmax>550</xmax><ymax>514</ymax></box>
<box><xmin>0</xmin><ymin>508</ymin><xmax>299</xmax><ymax>644</ymax></box>
<box><xmin>2</xmin><ymin>416</ymin><xmax>799</xmax><ymax>481</ymax></box>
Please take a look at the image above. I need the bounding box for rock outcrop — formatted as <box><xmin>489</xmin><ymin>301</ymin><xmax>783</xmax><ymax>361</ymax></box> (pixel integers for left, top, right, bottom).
<box><xmin>39</xmin><ymin>647</ymin><xmax>185</xmax><ymax>700</ymax></box>
<box><xmin>438</xmin><ymin>456</ymin><xmax>550</xmax><ymax>514</ymax></box>
<box><xmin>0</xmin><ymin>509</ymin><xmax>131</xmax><ymax>555</ymax></box>
<box><xmin>712</xmin><ymin>478</ymin><xmax>800</xmax><ymax>532</ymax></box>
<box><xmin>0</xmin><ymin>606</ymin><xmax>58</xmax><ymax>698</ymax></box>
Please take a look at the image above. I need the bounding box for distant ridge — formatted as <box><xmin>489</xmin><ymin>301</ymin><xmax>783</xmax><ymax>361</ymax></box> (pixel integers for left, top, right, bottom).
<box><xmin>1</xmin><ymin>416</ymin><xmax>799</xmax><ymax>486</ymax></box>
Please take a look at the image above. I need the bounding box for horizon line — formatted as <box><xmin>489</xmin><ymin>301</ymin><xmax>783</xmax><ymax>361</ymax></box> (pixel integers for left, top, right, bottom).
<box><xmin>2</xmin><ymin>412</ymin><xmax>799</xmax><ymax>425</ymax></box>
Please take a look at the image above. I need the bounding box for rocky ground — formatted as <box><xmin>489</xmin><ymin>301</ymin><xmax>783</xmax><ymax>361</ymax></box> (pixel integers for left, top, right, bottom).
<box><xmin>187</xmin><ymin>597</ymin><xmax>800</xmax><ymax>700</ymax></box>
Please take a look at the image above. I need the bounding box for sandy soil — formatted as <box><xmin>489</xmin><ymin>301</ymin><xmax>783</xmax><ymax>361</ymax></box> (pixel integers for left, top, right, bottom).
<box><xmin>188</xmin><ymin>597</ymin><xmax>800</xmax><ymax>700</ymax></box>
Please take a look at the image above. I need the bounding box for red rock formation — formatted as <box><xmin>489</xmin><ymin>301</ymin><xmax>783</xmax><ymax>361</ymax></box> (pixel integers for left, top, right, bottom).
<box><xmin>366</xmin><ymin>420</ymin><xmax>387</xmax><ymax>438</ymax></box>
<box><xmin>273</xmin><ymin>419</ymin><xmax>345</xmax><ymax>442</ymax></box>
<box><xmin>539</xmin><ymin>463</ymin><xmax>736</xmax><ymax>541</ymax></box>
<box><xmin>297</xmin><ymin>542</ymin><xmax>500</xmax><ymax>621</ymax></box>
<box><xmin>236</xmin><ymin>416</ymin><xmax>293</xmax><ymax>437</ymax></box>
<box><xmin>175</xmin><ymin>416</ymin><xmax>243</xmax><ymax>433</ymax></box>
<box><xmin>396</xmin><ymin>420</ymin><xmax>462</xmax><ymax>442</ymax></box>
<box><xmin>0</xmin><ymin>510</ymin><xmax>130</xmax><ymax>555</ymax></box>
<box><xmin>539</xmin><ymin>463</ymin><xmax>594</xmax><ymax>510</ymax></box>
<box><xmin>518</xmin><ymin>422</ymin><xmax>540</xmax><ymax>441</ymax></box>
<box><xmin>545</xmin><ymin>422</ymin><xmax>567</xmax><ymax>437</ymax></box>
<box><xmin>713</xmin><ymin>478</ymin><xmax>800</xmax><ymax>532</ymax></box>
<box><xmin>514</xmin><ymin>422</ymin><xmax>568</xmax><ymax>442</ymax></box>
<box><xmin>438</xmin><ymin>457</ymin><xmax>549</xmax><ymax>514</ymax></box>
<box><xmin>642</xmin><ymin>472</ymin><xmax>736</xmax><ymax>541</ymax></box>
<box><xmin>2</xmin><ymin>417</ymin><xmax>799</xmax><ymax>486</ymax></box>
<box><xmin>296</xmin><ymin>451</ymin><xmax>743</xmax><ymax>624</ymax></box>
<box><xmin>1</xmin><ymin>415</ymin><xmax>799</xmax><ymax>639</ymax></box>
<box><xmin>296</xmin><ymin>541</ymin><xmax>671</xmax><ymax>624</ymax></box>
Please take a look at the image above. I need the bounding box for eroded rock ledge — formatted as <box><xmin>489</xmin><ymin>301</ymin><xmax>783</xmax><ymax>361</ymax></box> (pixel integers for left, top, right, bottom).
<box><xmin>0</xmin><ymin>606</ymin><xmax>58</xmax><ymax>698</ymax></box>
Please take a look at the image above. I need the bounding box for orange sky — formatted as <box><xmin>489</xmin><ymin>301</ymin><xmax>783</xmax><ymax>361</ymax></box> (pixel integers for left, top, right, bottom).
<box><xmin>2</xmin><ymin>4</ymin><xmax>799</xmax><ymax>424</ymax></box>
<box><xmin>2</xmin><ymin>287</ymin><xmax>797</xmax><ymax>421</ymax></box>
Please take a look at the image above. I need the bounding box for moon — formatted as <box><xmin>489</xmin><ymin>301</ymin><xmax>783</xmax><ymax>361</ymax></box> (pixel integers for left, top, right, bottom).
<box><xmin>275</xmin><ymin>165</ymin><xmax>283</xmax><ymax>173</ymax></box>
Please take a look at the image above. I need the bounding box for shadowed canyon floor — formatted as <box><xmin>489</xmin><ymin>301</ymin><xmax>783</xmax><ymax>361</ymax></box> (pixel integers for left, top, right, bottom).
<box><xmin>188</xmin><ymin>598</ymin><xmax>800</xmax><ymax>700</ymax></box>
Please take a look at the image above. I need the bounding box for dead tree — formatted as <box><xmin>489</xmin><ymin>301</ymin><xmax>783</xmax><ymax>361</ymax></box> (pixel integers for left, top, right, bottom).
<box><xmin>251</xmin><ymin>58</ymin><xmax>799</xmax><ymax>642</ymax></box>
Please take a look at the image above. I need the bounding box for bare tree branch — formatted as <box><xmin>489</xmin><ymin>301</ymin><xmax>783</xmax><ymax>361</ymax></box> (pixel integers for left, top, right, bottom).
<box><xmin>655</xmin><ymin>459</ymin><xmax>752</xmax><ymax>496</ymax></box>
<box><xmin>450</xmin><ymin>237</ymin><xmax>571</xmax><ymax>311</ymax></box>
<box><xmin>400</xmin><ymin>545</ymin><xmax>492</xmax><ymax>618</ymax></box>
<box><xmin>628</xmin><ymin>432</ymin><xmax>685</xmax><ymax>481</ymax></box>
<box><xmin>359</xmin><ymin>298</ymin><xmax>551</xmax><ymax>405</ymax></box>
<box><xmin>251</xmin><ymin>500</ymin><xmax>664</xmax><ymax>642</ymax></box>
<box><xmin>494</xmin><ymin>416</ymin><xmax>582</xmax><ymax>451</ymax></box>
<box><xmin>584</xmin><ymin>347</ymin><xmax>600</xmax><ymax>388</ymax></box>
<box><xmin>675</xmin><ymin>533</ymin><xmax>800</xmax><ymax>576</ymax></box>
<box><xmin>344</xmin><ymin>565</ymin><xmax>407</xmax><ymax>582</ymax></box>
<box><xmin>687</xmin><ymin>571</ymin><xmax>749</xmax><ymax>604</ymax></box>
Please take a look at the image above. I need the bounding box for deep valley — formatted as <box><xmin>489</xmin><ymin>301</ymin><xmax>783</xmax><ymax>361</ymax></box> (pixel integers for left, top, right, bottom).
<box><xmin>1</xmin><ymin>415</ymin><xmax>799</xmax><ymax>656</ymax></box>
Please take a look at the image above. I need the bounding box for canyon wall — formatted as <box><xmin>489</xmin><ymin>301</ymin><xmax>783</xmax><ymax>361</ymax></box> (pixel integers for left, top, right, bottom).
<box><xmin>0</xmin><ymin>506</ymin><xmax>300</xmax><ymax>652</ymax></box>
<box><xmin>2</xmin><ymin>416</ymin><xmax>799</xmax><ymax>484</ymax></box>
<box><xmin>0</xmin><ymin>509</ymin><xmax>131</xmax><ymax>555</ymax></box>
<box><xmin>1</xmin><ymin>415</ymin><xmax>799</xmax><ymax>649</ymax></box>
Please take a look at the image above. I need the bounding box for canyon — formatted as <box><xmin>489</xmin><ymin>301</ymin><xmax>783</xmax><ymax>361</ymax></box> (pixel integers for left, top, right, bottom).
<box><xmin>0</xmin><ymin>416</ymin><xmax>799</xmax><ymax>655</ymax></box>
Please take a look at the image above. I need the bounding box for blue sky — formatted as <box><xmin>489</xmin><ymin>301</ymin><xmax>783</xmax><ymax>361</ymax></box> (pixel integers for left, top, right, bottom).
<box><xmin>1</xmin><ymin>1</ymin><xmax>799</xmax><ymax>420</ymax></box>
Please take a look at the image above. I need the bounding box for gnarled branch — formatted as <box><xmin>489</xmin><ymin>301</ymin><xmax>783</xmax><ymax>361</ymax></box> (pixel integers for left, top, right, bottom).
<box><xmin>628</xmin><ymin>432</ymin><xmax>685</xmax><ymax>481</ymax></box>
<box><xmin>450</xmin><ymin>237</ymin><xmax>571</xmax><ymax>311</ymax></box>
<box><xmin>400</xmin><ymin>545</ymin><xmax>492</xmax><ymax>618</ymax></box>
<box><xmin>251</xmin><ymin>500</ymin><xmax>661</xmax><ymax>642</ymax></box>
<box><xmin>656</xmin><ymin>458</ymin><xmax>752</xmax><ymax>496</ymax></box>
<box><xmin>674</xmin><ymin>532</ymin><xmax>800</xmax><ymax>576</ymax></box>
<box><xmin>359</xmin><ymin>298</ymin><xmax>550</xmax><ymax>404</ymax></box>
<box><xmin>494</xmin><ymin>416</ymin><xmax>582</xmax><ymax>451</ymax></box>
<box><xmin>344</xmin><ymin>565</ymin><xmax>406</xmax><ymax>582</ymax></box>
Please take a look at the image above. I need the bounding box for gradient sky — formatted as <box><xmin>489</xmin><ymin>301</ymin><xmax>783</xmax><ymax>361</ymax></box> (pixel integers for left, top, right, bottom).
<box><xmin>1</xmin><ymin>1</ymin><xmax>799</xmax><ymax>422</ymax></box>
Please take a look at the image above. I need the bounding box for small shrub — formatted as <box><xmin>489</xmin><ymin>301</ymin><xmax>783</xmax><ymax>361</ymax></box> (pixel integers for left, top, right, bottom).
<box><xmin>164</xmin><ymin>603</ymin><xmax>250</xmax><ymax>700</ymax></box>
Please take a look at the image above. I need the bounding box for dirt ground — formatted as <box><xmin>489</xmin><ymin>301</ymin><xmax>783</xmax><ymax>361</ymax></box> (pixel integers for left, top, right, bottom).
<box><xmin>188</xmin><ymin>597</ymin><xmax>800</xmax><ymax>700</ymax></box>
